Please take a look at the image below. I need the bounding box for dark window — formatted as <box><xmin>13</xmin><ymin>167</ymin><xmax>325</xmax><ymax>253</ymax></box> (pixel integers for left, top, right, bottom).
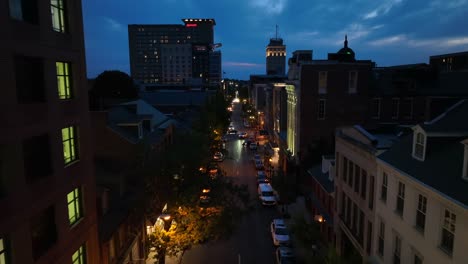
<box><xmin>23</xmin><ymin>134</ymin><xmax>53</xmax><ymax>182</ymax></box>
<box><xmin>342</xmin><ymin>156</ymin><xmax>348</xmax><ymax>182</ymax></box>
<box><xmin>372</xmin><ymin>98</ymin><xmax>381</xmax><ymax>119</ymax></box>
<box><xmin>348</xmin><ymin>161</ymin><xmax>354</xmax><ymax>187</ymax></box>
<box><xmin>9</xmin><ymin>0</ymin><xmax>39</xmax><ymax>24</ymax></box>
<box><xmin>401</xmin><ymin>98</ymin><xmax>413</xmax><ymax>119</ymax></box>
<box><xmin>378</xmin><ymin>221</ymin><xmax>385</xmax><ymax>257</ymax></box>
<box><xmin>143</xmin><ymin>120</ymin><xmax>151</xmax><ymax>131</ymax></box>
<box><xmin>359</xmin><ymin>210</ymin><xmax>364</xmax><ymax>245</ymax></box>
<box><xmin>416</xmin><ymin>194</ymin><xmax>427</xmax><ymax>232</ymax></box>
<box><xmin>31</xmin><ymin>206</ymin><xmax>57</xmax><ymax>260</ymax></box>
<box><xmin>352</xmin><ymin>203</ymin><xmax>357</xmax><ymax>232</ymax></box>
<box><xmin>393</xmin><ymin>235</ymin><xmax>401</xmax><ymax>264</ymax></box>
<box><xmin>317</xmin><ymin>99</ymin><xmax>326</xmax><ymax>120</ymax></box>
<box><xmin>361</xmin><ymin>170</ymin><xmax>367</xmax><ymax>200</ymax></box>
<box><xmin>414</xmin><ymin>255</ymin><xmax>423</xmax><ymax>264</ymax></box>
<box><xmin>15</xmin><ymin>56</ymin><xmax>45</xmax><ymax>103</ymax></box>
<box><xmin>441</xmin><ymin>209</ymin><xmax>456</xmax><ymax>255</ymax></box>
<box><xmin>392</xmin><ymin>98</ymin><xmax>400</xmax><ymax>119</ymax></box>
<box><xmin>354</xmin><ymin>164</ymin><xmax>360</xmax><ymax>193</ymax></box>
<box><xmin>340</xmin><ymin>192</ymin><xmax>345</xmax><ymax>218</ymax></box>
<box><xmin>396</xmin><ymin>182</ymin><xmax>405</xmax><ymax>216</ymax></box>
<box><xmin>346</xmin><ymin>197</ymin><xmax>352</xmax><ymax>225</ymax></box>
<box><xmin>381</xmin><ymin>172</ymin><xmax>388</xmax><ymax>202</ymax></box>
<box><xmin>369</xmin><ymin>176</ymin><xmax>375</xmax><ymax>210</ymax></box>
<box><xmin>366</xmin><ymin>221</ymin><xmax>372</xmax><ymax>255</ymax></box>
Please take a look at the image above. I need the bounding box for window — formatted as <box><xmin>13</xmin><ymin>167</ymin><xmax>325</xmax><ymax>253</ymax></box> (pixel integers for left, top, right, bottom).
<box><xmin>72</xmin><ymin>245</ymin><xmax>86</xmax><ymax>264</ymax></box>
<box><xmin>348</xmin><ymin>71</ymin><xmax>358</xmax><ymax>93</ymax></box>
<box><xmin>348</xmin><ymin>161</ymin><xmax>354</xmax><ymax>187</ymax></box>
<box><xmin>56</xmin><ymin>62</ymin><xmax>72</xmax><ymax>99</ymax></box>
<box><xmin>9</xmin><ymin>0</ymin><xmax>39</xmax><ymax>24</ymax></box>
<box><xmin>372</xmin><ymin>98</ymin><xmax>381</xmax><ymax>119</ymax></box>
<box><xmin>23</xmin><ymin>134</ymin><xmax>53</xmax><ymax>182</ymax></box>
<box><xmin>62</xmin><ymin>126</ymin><xmax>79</xmax><ymax>165</ymax></box>
<box><xmin>354</xmin><ymin>164</ymin><xmax>360</xmax><ymax>193</ymax></box>
<box><xmin>346</xmin><ymin>196</ymin><xmax>352</xmax><ymax>225</ymax></box>
<box><xmin>391</xmin><ymin>98</ymin><xmax>400</xmax><ymax>119</ymax></box>
<box><xmin>369</xmin><ymin>175</ymin><xmax>375</xmax><ymax>210</ymax></box>
<box><xmin>340</xmin><ymin>192</ymin><xmax>345</xmax><ymax>218</ymax></box>
<box><xmin>317</xmin><ymin>99</ymin><xmax>326</xmax><ymax>120</ymax></box>
<box><xmin>0</xmin><ymin>237</ymin><xmax>8</xmax><ymax>264</ymax></box>
<box><xmin>416</xmin><ymin>194</ymin><xmax>427</xmax><ymax>232</ymax></box>
<box><xmin>396</xmin><ymin>182</ymin><xmax>405</xmax><ymax>216</ymax></box>
<box><xmin>366</xmin><ymin>221</ymin><xmax>372</xmax><ymax>255</ymax></box>
<box><xmin>352</xmin><ymin>203</ymin><xmax>357</xmax><ymax>232</ymax></box>
<box><xmin>50</xmin><ymin>0</ymin><xmax>67</xmax><ymax>32</ymax></box>
<box><xmin>393</xmin><ymin>235</ymin><xmax>401</xmax><ymax>264</ymax></box>
<box><xmin>378</xmin><ymin>221</ymin><xmax>385</xmax><ymax>257</ymax></box>
<box><xmin>318</xmin><ymin>71</ymin><xmax>327</xmax><ymax>94</ymax></box>
<box><xmin>15</xmin><ymin>56</ymin><xmax>45</xmax><ymax>103</ymax></box>
<box><xmin>414</xmin><ymin>254</ymin><xmax>423</xmax><ymax>264</ymax></box>
<box><xmin>31</xmin><ymin>206</ymin><xmax>57</xmax><ymax>260</ymax></box>
<box><xmin>402</xmin><ymin>98</ymin><xmax>413</xmax><ymax>119</ymax></box>
<box><xmin>342</xmin><ymin>157</ymin><xmax>348</xmax><ymax>182</ymax></box>
<box><xmin>413</xmin><ymin>132</ymin><xmax>425</xmax><ymax>160</ymax></box>
<box><xmin>441</xmin><ymin>209</ymin><xmax>456</xmax><ymax>254</ymax></box>
<box><xmin>361</xmin><ymin>170</ymin><xmax>367</xmax><ymax>200</ymax></box>
<box><xmin>67</xmin><ymin>188</ymin><xmax>83</xmax><ymax>225</ymax></box>
<box><xmin>381</xmin><ymin>172</ymin><xmax>388</xmax><ymax>202</ymax></box>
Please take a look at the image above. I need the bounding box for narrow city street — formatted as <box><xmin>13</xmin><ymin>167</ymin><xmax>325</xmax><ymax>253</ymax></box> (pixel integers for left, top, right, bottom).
<box><xmin>176</xmin><ymin>101</ymin><xmax>282</xmax><ymax>264</ymax></box>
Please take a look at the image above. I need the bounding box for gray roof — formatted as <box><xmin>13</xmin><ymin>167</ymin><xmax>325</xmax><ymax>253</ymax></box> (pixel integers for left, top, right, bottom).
<box><xmin>378</xmin><ymin>100</ymin><xmax>468</xmax><ymax>207</ymax></box>
<box><xmin>140</xmin><ymin>90</ymin><xmax>214</xmax><ymax>106</ymax></box>
<box><xmin>307</xmin><ymin>165</ymin><xmax>334</xmax><ymax>194</ymax></box>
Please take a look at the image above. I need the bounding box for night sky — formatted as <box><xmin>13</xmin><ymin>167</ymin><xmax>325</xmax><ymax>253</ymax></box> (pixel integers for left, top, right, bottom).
<box><xmin>83</xmin><ymin>0</ymin><xmax>468</xmax><ymax>80</ymax></box>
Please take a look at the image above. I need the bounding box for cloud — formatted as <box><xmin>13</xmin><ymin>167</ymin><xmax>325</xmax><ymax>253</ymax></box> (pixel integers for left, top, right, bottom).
<box><xmin>368</xmin><ymin>35</ymin><xmax>468</xmax><ymax>48</ymax></box>
<box><xmin>224</xmin><ymin>62</ymin><xmax>263</xmax><ymax>68</ymax></box>
<box><xmin>250</xmin><ymin>0</ymin><xmax>287</xmax><ymax>14</ymax></box>
<box><xmin>103</xmin><ymin>17</ymin><xmax>124</xmax><ymax>31</ymax></box>
<box><xmin>363</xmin><ymin>0</ymin><xmax>403</xmax><ymax>20</ymax></box>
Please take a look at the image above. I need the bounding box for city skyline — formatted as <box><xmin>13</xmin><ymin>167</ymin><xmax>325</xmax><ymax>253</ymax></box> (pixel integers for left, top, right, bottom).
<box><xmin>83</xmin><ymin>0</ymin><xmax>468</xmax><ymax>80</ymax></box>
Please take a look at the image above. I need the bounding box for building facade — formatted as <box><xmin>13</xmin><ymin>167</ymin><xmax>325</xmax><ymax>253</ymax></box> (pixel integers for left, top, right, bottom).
<box><xmin>374</xmin><ymin>100</ymin><xmax>468</xmax><ymax>264</ymax></box>
<box><xmin>128</xmin><ymin>19</ymin><xmax>218</xmax><ymax>87</ymax></box>
<box><xmin>266</xmin><ymin>38</ymin><xmax>286</xmax><ymax>75</ymax></box>
<box><xmin>0</xmin><ymin>0</ymin><xmax>100</xmax><ymax>263</ymax></box>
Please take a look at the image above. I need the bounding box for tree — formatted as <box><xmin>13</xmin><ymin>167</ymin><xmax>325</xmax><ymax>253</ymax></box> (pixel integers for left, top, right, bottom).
<box><xmin>89</xmin><ymin>70</ymin><xmax>138</xmax><ymax>110</ymax></box>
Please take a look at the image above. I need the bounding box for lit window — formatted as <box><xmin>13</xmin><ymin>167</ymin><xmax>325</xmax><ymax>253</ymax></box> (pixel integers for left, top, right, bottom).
<box><xmin>67</xmin><ymin>188</ymin><xmax>83</xmax><ymax>225</ymax></box>
<box><xmin>416</xmin><ymin>194</ymin><xmax>427</xmax><ymax>232</ymax></box>
<box><xmin>56</xmin><ymin>62</ymin><xmax>72</xmax><ymax>99</ymax></box>
<box><xmin>441</xmin><ymin>209</ymin><xmax>456</xmax><ymax>254</ymax></box>
<box><xmin>0</xmin><ymin>237</ymin><xmax>7</xmax><ymax>264</ymax></box>
<box><xmin>396</xmin><ymin>182</ymin><xmax>405</xmax><ymax>216</ymax></box>
<box><xmin>62</xmin><ymin>126</ymin><xmax>78</xmax><ymax>165</ymax></box>
<box><xmin>50</xmin><ymin>0</ymin><xmax>66</xmax><ymax>32</ymax></box>
<box><xmin>72</xmin><ymin>245</ymin><xmax>86</xmax><ymax>264</ymax></box>
<box><xmin>318</xmin><ymin>71</ymin><xmax>327</xmax><ymax>94</ymax></box>
<box><xmin>391</xmin><ymin>98</ymin><xmax>399</xmax><ymax>119</ymax></box>
<box><xmin>413</xmin><ymin>132</ymin><xmax>425</xmax><ymax>160</ymax></box>
<box><xmin>317</xmin><ymin>99</ymin><xmax>326</xmax><ymax>120</ymax></box>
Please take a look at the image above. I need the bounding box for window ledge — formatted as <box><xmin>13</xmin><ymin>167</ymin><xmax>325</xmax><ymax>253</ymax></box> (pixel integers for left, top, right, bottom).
<box><xmin>70</xmin><ymin>217</ymin><xmax>84</xmax><ymax>229</ymax></box>
<box><xmin>64</xmin><ymin>159</ymin><xmax>80</xmax><ymax>168</ymax></box>
<box><xmin>438</xmin><ymin>246</ymin><xmax>453</xmax><ymax>258</ymax></box>
<box><xmin>413</xmin><ymin>225</ymin><xmax>425</xmax><ymax>236</ymax></box>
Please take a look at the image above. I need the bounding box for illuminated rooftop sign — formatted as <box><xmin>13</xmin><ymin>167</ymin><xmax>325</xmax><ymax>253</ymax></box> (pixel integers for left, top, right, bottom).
<box><xmin>186</xmin><ymin>23</ymin><xmax>197</xmax><ymax>27</ymax></box>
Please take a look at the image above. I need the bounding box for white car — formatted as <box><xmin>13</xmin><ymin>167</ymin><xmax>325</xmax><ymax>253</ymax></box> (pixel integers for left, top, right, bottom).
<box><xmin>258</xmin><ymin>183</ymin><xmax>277</xmax><ymax>206</ymax></box>
<box><xmin>270</xmin><ymin>219</ymin><xmax>291</xmax><ymax>246</ymax></box>
<box><xmin>213</xmin><ymin>152</ymin><xmax>224</xmax><ymax>162</ymax></box>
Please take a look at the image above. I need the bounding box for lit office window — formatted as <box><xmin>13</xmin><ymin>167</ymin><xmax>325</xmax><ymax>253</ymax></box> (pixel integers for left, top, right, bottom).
<box><xmin>72</xmin><ymin>245</ymin><xmax>86</xmax><ymax>264</ymax></box>
<box><xmin>0</xmin><ymin>237</ymin><xmax>8</xmax><ymax>264</ymax></box>
<box><xmin>50</xmin><ymin>0</ymin><xmax>66</xmax><ymax>32</ymax></box>
<box><xmin>67</xmin><ymin>188</ymin><xmax>83</xmax><ymax>225</ymax></box>
<box><xmin>62</xmin><ymin>126</ymin><xmax>78</xmax><ymax>165</ymax></box>
<box><xmin>56</xmin><ymin>62</ymin><xmax>72</xmax><ymax>99</ymax></box>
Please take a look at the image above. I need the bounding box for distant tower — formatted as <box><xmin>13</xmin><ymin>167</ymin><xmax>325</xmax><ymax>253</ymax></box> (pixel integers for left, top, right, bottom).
<box><xmin>266</xmin><ymin>25</ymin><xmax>286</xmax><ymax>75</ymax></box>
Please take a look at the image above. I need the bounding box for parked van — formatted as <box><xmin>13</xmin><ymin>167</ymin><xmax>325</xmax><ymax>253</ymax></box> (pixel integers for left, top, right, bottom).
<box><xmin>258</xmin><ymin>183</ymin><xmax>277</xmax><ymax>206</ymax></box>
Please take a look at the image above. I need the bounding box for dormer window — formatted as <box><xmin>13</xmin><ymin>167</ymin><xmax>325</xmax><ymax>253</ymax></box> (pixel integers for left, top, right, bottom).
<box><xmin>413</xmin><ymin>132</ymin><xmax>426</xmax><ymax>160</ymax></box>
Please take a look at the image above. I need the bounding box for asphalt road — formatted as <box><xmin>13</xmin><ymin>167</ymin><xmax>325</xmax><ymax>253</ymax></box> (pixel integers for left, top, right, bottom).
<box><xmin>179</xmin><ymin>102</ymin><xmax>282</xmax><ymax>264</ymax></box>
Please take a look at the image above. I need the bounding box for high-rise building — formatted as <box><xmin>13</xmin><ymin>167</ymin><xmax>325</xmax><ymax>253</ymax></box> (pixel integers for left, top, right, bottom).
<box><xmin>0</xmin><ymin>0</ymin><xmax>100</xmax><ymax>263</ymax></box>
<box><xmin>266</xmin><ymin>36</ymin><xmax>286</xmax><ymax>75</ymax></box>
<box><xmin>128</xmin><ymin>19</ymin><xmax>219</xmax><ymax>88</ymax></box>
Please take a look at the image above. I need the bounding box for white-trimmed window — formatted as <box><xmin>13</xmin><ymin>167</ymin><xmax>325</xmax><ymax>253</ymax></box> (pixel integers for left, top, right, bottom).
<box><xmin>348</xmin><ymin>71</ymin><xmax>358</xmax><ymax>93</ymax></box>
<box><xmin>393</xmin><ymin>235</ymin><xmax>401</xmax><ymax>264</ymax></box>
<box><xmin>378</xmin><ymin>221</ymin><xmax>385</xmax><ymax>257</ymax></box>
<box><xmin>62</xmin><ymin>126</ymin><xmax>79</xmax><ymax>165</ymax></box>
<box><xmin>50</xmin><ymin>0</ymin><xmax>67</xmax><ymax>33</ymax></box>
<box><xmin>372</xmin><ymin>98</ymin><xmax>381</xmax><ymax>119</ymax></box>
<box><xmin>440</xmin><ymin>209</ymin><xmax>456</xmax><ymax>255</ymax></box>
<box><xmin>396</xmin><ymin>182</ymin><xmax>405</xmax><ymax>216</ymax></box>
<box><xmin>381</xmin><ymin>172</ymin><xmax>388</xmax><ymax>202</ymax></box>
<box><xmin>56</xmin><ymin>62</ymin><xmax>72</xmax><ymax>99</ymax></box>
<box><xmin>415</xmin><ymin>194</ymin><xmax>427</xmax><ymax>232</ymax></box>
<box><xmin>67</xmin><ymin>188</ymin><xmax>83</xmax><ymax>225</ymax></box>
<box><xmin>413</xmin><ymin>132</ymin><xmax>426</xmax><ymax>160</ymax></box>
<box><xmin>318</xmin><ymin>99</ymin><xmax>326</xmax><ymax>120</ymax></box>
<box><xmin>318</xmin><ymin>71</ymin><xmax>327</xmax><ymax>94</ymax></box>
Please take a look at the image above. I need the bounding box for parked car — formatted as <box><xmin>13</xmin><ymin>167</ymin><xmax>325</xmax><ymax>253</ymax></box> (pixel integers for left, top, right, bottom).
<box><xmin>270</xmin><ymin>219</ymin><xmax>291</xmax><ymax>246</ymax></box>
<box><xmin>249</xmin><ymin>142</ymin><xmax>258</xmax><ymax>150</ymax></box>
<box><xmin>238</xmin><ymin>132</ymin><xmax>248</xmax><ymax>139</ymax></box>
<box><xmin>257</xmin><ymin>171</ymin><xmax>269</xmax><ymax>184</ymax></box>
<box><xmin>253</xmin><ymin>154</ymin><xmax>262</xmax><ymax>162</ymax></box>
<box><xmin>242</xmin><ymin>138</ymin><xmax>253</xmax><ymax>146</ymax></box>
<box><xmin>207</xmin><ymin>162</ymin><xmax>219</xmax><ymax>177</ymax></box>
<box><xmin>228</xmin><ymin>124</ymin><xmax>235</xmax><ymax>131</ymax></box>
<box><xmin>258</xmin><ymin>183</ymin><xmax>277</xmax><ymax>206</ymax></box>
<box><xmin>275</xmin><ymin>247</ymin><xmax>296</xmax><ymax>264</ymax></box>
<box><xmin>254</xmin><ymin>160</ymin><xmax>264</xmax><ymax>170</ymax></box>
<box><xmin>199</xmin><ymin>187</ymin><xmax>211</xmax><ymax>205</ymax></box>
<box><xmin>213</xmin><ymin>151</ymin><xmax>224</xmax><ymax>162</ymax></box>
<box><xmin>228</xmin><ymin>129</ymin><xmax>238</xmax><ymax>135</ymax></box>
